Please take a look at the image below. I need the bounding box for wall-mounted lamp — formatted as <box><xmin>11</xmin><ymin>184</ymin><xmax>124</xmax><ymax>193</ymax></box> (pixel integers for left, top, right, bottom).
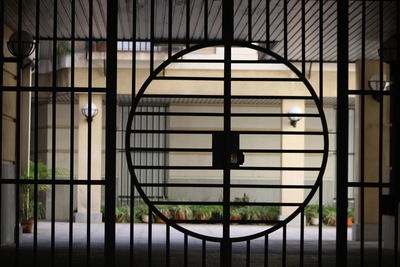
<box><xmin>288</xmin><ymin>106</ymin><xmax>302</xmax><ymax>128</ymax></box>
<box><xmin>368</xmin><ymin>73</ymin><xmax>390</xmax><ymax>101</ymax></box>
<box><xmin>81</xmin><ymin>103</ymin><xmax>98</xmax><ymax>122</ymax></box>
<box><xmin>7</xmin><ymin>31</ymin><xmax>35</xmax><ymax>59</ymax></box>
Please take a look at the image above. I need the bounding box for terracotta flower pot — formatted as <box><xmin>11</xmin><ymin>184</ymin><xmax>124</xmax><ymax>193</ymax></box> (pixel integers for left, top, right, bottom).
<box><xmin>195</xmin><ymin>214</ymin><xmax>207</xmax><ymax>221</ymax></box>
<box><xmin>115</xmin><ymin>215</ymin><xmax>123</xmax><ymax>223</ymax></box>
<box><xmin>21</xmin><ymin>220</ymin><xmax>34</xmax><ymax>233</ymax></box>
<box><xmin>230</xmin><ymin>216</ymin><xmax>240</xmax><ymax>224</ymax></box>
<box><xmin>155</xmin><ymin>211</ymin><xmax>170</xmax><ymax>223</ymax></box>
<box><xmin>347</xmin><ymin>217</ymin><xmax>353</xmax><ymax>227</ymax></box>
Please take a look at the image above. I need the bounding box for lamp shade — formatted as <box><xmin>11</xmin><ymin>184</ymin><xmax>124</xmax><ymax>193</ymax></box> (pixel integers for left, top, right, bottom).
<box><xmin>368</xmin><ymin>73</ymin><xmax>390</xmax><ymax>91</ymax></box>
<box><xmin>81</xmin><ymin>103</ymin><xmax>99</xmax><ymax>120</ymax></box>
<box><xmin>288</xmin><ymin>106</ymin><xmax>302</xmax><ymax>122</ymax></box>
<box><xmin>7</xmin><ymin>31</ymin><xmax>35</xmax><ymax>58</ymax></box>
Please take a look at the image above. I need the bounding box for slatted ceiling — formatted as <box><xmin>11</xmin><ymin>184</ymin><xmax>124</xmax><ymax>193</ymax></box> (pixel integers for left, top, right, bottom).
<box><xmin>3</xmin><ymin>0</ymin><xmax>398</xmax><ymax>62</ymax></box>
<box><xmin>207</xmin><ymin>0</ymin><xmax>222</xmax><ymax>40</ymax></box>
<box><xmin>116</xmin><ymin>94</ymin><xmax>355</xmax><ymax>106</ymax></box>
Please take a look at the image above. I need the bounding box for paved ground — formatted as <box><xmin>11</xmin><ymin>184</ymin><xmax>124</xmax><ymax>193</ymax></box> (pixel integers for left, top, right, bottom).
<box><xmin>0</xmin><ymin>222</ymin><xmax>396</xmax><ymax>266</ymax></box>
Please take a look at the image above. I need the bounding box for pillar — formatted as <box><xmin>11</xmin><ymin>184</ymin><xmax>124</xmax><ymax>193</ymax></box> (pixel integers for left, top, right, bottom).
<box><xmin>76</xmin><ymin>94</ymin><xmax>103</xmax><ymax>223</ymax></box>
<box><xmin>281</xmin><ymin>99</ymin><xmax>305</xmax><ymax>224</ymax></box>
<box><xmin>353</xmin><ymin>60</ymin><xmax>390</xmax><ymax>241</ymax></box>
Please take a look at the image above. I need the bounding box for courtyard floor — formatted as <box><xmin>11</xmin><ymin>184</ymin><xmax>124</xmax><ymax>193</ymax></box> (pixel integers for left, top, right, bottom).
<box><xmin>0</xmin><ymin>222</ymin><xmax>394</xmax><ymax>266</ymax></box>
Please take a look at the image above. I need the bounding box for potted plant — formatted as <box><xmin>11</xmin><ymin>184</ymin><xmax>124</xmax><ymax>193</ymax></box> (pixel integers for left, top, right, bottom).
<box><xmin>135</xmin><ymin>203</ymin><xmax>149</xmax><ymax>223</ymax></box>
<box><xmin>240</xmin><ymin>206</ymin><xmax>260</xmax><ymax>222</ymax></box>
<box><xmin>347</xmin><ymin>207</ymin><xmax>354</xmax><ymax>227</ymax></box>
<box><xmin>155</xmin><ymin>206</ymin><xmax>171</xmax><ymax>223</ymax></box>
<box><xmin>210</xmin><ymin>205</ymin><xmax>223</xmax><ymax>222</ymax></box>
<box><xmin>230</xmin><ymin>207</ymin><xmax>242</xmax><ymax>222</ymax></box>
<box><xmin>193</xmin><ymin>206</ymin><xmax>212</xmax><ymax>221</ymax></box>
<box><xmin>20</xmin><ymin>161</ymin><xmax>52</xmax><ymax>233</ymax></box>
<box><xmin>304</xmin><ymin>205</ymin><xmax>319</xmax><ymax>226</ymax></box>
<box><xmin>323</xmin><ymin>205</ymin><xmax>337</xmax><ymax>226</ymax></box>
<box><xmin>172</xmin><ymin>205</ymin><xmax>192</xmax><ymax>221</ymax></box>
<box><xmin>116</xmin><ymin>206</ymin><xmax>130</xmax><ymax>223</ymax></box>
<box><xmin>92</xmin><ymin>41</ymin><xmax>107</xmax><ymax>52</ymax></box>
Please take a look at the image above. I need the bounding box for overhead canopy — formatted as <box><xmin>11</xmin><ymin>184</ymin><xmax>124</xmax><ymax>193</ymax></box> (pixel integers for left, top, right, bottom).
<box><xmin>3</xmin><ymin>0</ymin><xmax>398</xmax><ymax>62</ymax></box>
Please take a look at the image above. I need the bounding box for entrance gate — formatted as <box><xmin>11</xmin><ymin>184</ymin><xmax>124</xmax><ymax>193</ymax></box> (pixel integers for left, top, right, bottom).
<box><xmin>0</xmin><ymin>0</ymin><xmax>399</xmax><ymax>266</ymax></box>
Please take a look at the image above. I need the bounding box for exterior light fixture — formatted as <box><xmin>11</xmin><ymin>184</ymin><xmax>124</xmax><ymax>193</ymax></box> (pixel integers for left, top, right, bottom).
<box><xmin>288</xmin><ymin>106</ymin><xmax>302</xmax><ymax>128</ymax></box>
<box><xmin>368</xmin><ymin>73</ymin><xmax>390</xmax><ymax>101</ymax></box>
<box><xmin>7</xmin><ymin>31</ymin><xmax>35</xmax><ymax>58</ymax></box>
<box><xmin>81</xmin><ymin>103</ymin><xmax>98</xmax><ymax>121</ymax></box>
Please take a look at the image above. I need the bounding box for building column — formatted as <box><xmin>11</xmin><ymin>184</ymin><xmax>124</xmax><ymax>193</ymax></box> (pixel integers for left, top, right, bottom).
<box><xmin>353</xmin><ymin>60</ymin><xmax>390</xmax><ymax>241</ymax></box>
<box><xmin>281</xmin><ymin>100</ymin><xmax>305</xmax><ymax>224</ymax></box>
<box><xmin>76</xmin><ymin>94</ymin><xmax>103</xmax><ymax>223</ymax></box>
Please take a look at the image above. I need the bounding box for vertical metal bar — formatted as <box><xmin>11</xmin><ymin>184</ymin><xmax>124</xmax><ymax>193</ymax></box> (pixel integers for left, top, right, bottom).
<box><xmin>69</xmin><ymin>0</ymin><xmax>75</xmax><ymax>264</ymax></box>
<box><xmin>378</xmin><ymin>1</ymin><xmax>383</xmax><ymax>266</ymax></box>
<box><xmin>248</xmin><ymin>0</ymin><xmax>252</xmax><ymax>42</ymax></box>
<box><xmin>204</xmin><ymin>0</ymin><xmax>208</xmax><ymax>41</ymax></box>
<box><xmin>301</xmin><ymin>0</ymin><xmax>305</xmax><ymax>75</ymax></box>
<box><xmin>394</xmin><ymin>3</ymin><xmax>400</xmax><ymax>266</ymax></box>
<box><xmin>264</xmin><ymin>235</ymin><xmax>268</xmax><ymax>267</ymax></box>
<box><xmin>15</xmin><ymin>0</ymin><xmax>22</xmax><ymax>264</ymax></box>
<box><xmin>87</xmin><ymin>0</ymin><xmax>94</xmax><ymax>265</ymax></box>
<box><xmin>168</xmin><ymin>0</ymin><xmax>172</xmax><ymax>58</ymax></box>
<box><xmin>221</xmin><ymin>0</ymin><xmax>233</xmax><ymax>266</ymax></box>
<box><xmin>33</xmin><ymin>0</ymin><xmax>40</xmax><ymax>264</ymax></box>
<box><xmin>300</xmin><ymin>210</ymin><xmax>304</xmax><ymax>267</ymax></box>
<box><xmin>282</xmin><ymin>225</ymin><xmax>286</xmax><ymax>267</ymax></box>
<box><xmin>130</xmin><ymin>1</ymin><xmax>136</xmax><ymax>266</ymax></box>
<box><xmin>184</xmin><ymin>234</ymin><xmax>188</xmax><ymax>267</ymax></box>
<box><xmin>186</xmin><ymin>0</ymin><xmax>190</xmax><ymax>49</ymax></box>
<box><xmin>265</xmin><ymin>0</ymin><xmax>270</xmax><ymax>50</ymax></box>
<box><xmin>148</xmin><ymin>207</ymin><xmax>152</xmax><ymax>267</ymax></box>
<box><xmin>166</xmin><ymin>224</ymin><xmax>170</xmax><ymax>267</ymax></box>
<box><xmin>105</xmin><ymin>0</ymin><xmax>118</xmax><ymax>265</ymax></box>
<box><xmin>150</xmin><ymin>0</ymin><xmax>154</xmax><ymax>72</ymax></box>
<box><xmin>0</xmin><ymin>0</ymin><xmax>3</xmax><ymax>254</ymax></box>
<box><xmin>156</xmin><ymin>107</ymin><xmax>160</xmax><ymax>199</ymax></box>
<box><xmin>50</xmin><ymin>0</ymin><xmax>58</xmax><ymax>264</ymax></box>
<box><xmin>283</xmin><ymin>0</ymin><xmax>287</xmax><ymax>59</ymax></box>
<box><xmin>246</xmin><ymin>240</ymin><xmax>250</xmax><ymax>267</ymax></box>
<box><xmin>336</xmin><ymin>0</ymin><xmax>349</xmax><ymax>266</ymax></box>
<box><xmin>318</xmin><ymin>2</ymin><xmax>324</xmax><ymax>267</ymax></box>
<box><xmin>360</xmin><ymin>0</ymin><xmax>366</xmax><ymax>266</ymax></box>
<box><xmin>202</xmin><ymin>240</ymin><xmax>206</xmax><ymax>267</ymax></box>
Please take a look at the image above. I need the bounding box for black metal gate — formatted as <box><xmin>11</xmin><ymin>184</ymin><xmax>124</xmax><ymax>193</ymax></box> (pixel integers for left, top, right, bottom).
<box><xmin>0</xmin><ymin>0</ymin><xmax>399</xmax><ymax>266</ymax></box>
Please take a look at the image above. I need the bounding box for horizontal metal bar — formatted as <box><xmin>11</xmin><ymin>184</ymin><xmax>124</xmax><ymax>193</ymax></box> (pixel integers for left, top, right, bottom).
<box><xmin>132</xmin><ymin>166</ymin><xmax>320</xmax><ymax>171</ymax></box>
<box><xmin>229</xmin><ymin>219</ymin><xmax>282</xmax><ymax>224</ymax></box>
<box><xmin>134</xmin><ymin>112</ymin><xmax>320</xmax><ymax>117</ymax></box>
<box><xmin>0</xmin><ymin>179</ymin><xmax>106</xmax><ymax>185</ymax></box>
<box><xmin>130</xmin><ymin>147</ymin><xmax>212</xmax><ymax>152</ymax></box>
<box><xmin>171</xmin><ymin>59</ymin><xmax>283</xmax><ymax>64</ymax></box>
<box><xmin>153</xmin><ymin>77</ymin><xmax>301</xmax><ymax>82</ymax></box>
<box><xmin>152</xmin><ymin>201</ymin><xmax>301</xmax><ymax>206</ymax></box>
<box><xmin>171</xmin><ymin>219</ymin><xmax>223</xmax><ymax>224</ymax></box>
<box><xmin>347</xmin><ymin>90</ymin><xmax>391</xmax><ymax>96</ymax></box>
<box><xmin>232</xmin><ymin>77</ymin><xmax>302</xmax><ymax>82</ymax></box>
<box><xmin>128</xmin><ymin>148</ymin><xmax>324</xmax><ymax>153</ymax></box>
<box><xmin>142</xmin><ymin>94</ymin><xmax>313</xmax><ymax>100</ymax></box>
<box><xmin>168</xmin><ymin>219</ymin><xmax>282</xmax><ymax>224</ymax></box>
<box><xmin>139</xmin><ymin>183</ymin><xmax>314</xmax><ymax>189</ymax></box>
<box><xmin>347</xmin><ymin>182</ymin><xmax>390</xmax><ymax>188</ymax></box>
<box><xmin>241</xmin><ymin>149</ymin><xmax>324</xmax><ymax>153</ymax></box>
<box><xmin>154</xmin><ymin>76</ymin><xmax>224</xmax><ymax>81</ymax></box>
<box><xmin>130</xmin><ymin>130</ymin><xmax>324</xmax><ymax>135</ymax></box>
<box><xmin>1</xmin><ymin>86</ymin><xmax>107</xmax><ymax>93</ymax></box>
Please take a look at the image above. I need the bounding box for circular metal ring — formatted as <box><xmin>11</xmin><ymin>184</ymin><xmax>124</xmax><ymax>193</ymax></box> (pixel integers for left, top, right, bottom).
<box><xmin>125</xmin><ymin>41</ymin><xmax>329</xmax><ymax>243</ymax></box>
